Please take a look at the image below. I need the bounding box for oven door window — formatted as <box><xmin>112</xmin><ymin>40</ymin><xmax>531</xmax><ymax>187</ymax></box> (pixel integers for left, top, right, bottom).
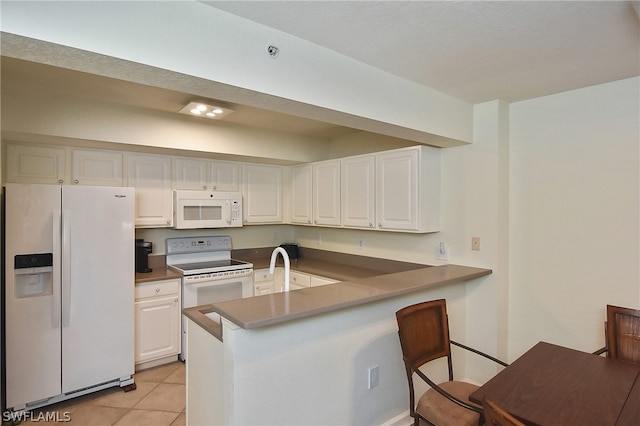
<box><xmin>196</xmin><ymin>282</ymin><xmax>243</xmax><ymax>304</ymax></box>
<box><xmin>184</xmin><ymin>205</ymin><xmax>222</xmax><ymax>221</ymax></box>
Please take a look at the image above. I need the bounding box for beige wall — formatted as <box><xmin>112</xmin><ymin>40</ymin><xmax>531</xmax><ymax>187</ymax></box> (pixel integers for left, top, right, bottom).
<box><xmin>506</xmin><ymin>77</ymin><xmax>640</xmax><ymax>359</ymax></box>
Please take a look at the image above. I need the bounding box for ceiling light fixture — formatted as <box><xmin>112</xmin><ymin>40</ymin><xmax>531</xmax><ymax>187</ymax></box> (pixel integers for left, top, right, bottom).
<box><xmin>179</xmin><ymin>101</ymin><xmax>234</xmax><ymax>119</ymax></box>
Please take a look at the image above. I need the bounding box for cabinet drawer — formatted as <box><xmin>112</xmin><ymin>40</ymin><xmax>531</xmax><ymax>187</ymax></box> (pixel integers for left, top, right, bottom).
<box><xmin>135</xmin><ymin>279</ymin><xmax>180</xmax><ymax>300</ymax></box>
<box><xmin>254</xmin><ymin>268</ymin><xmax>274</xmax><ymax>283</ymax></box>
<box><xmin>254</xmin><ymin>282</ymin><xmax>274</xmax><ymax>296</ymax></box>
<box><xmin>290</xmin><ymin>271</ymin><xmax>310</xmax><ymax>287</ymax></box>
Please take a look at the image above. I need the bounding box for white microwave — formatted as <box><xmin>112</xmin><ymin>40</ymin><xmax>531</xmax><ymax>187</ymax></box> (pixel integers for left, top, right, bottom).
<box><xmin>173</xmin><ymin>190</ymin><xmax>243</xmax><ymax>229</ymax></box>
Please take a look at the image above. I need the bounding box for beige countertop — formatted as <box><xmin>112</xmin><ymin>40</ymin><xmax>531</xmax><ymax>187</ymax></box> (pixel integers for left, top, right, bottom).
<box><xmin>183</xmin><ymin>261</ymin><xmax>491</xmax><ymax>341</ymax></box>
<box><xmin>134</xmin><ymin>255</ymin><xmax>181</xmax><ymax>284</ymax></box>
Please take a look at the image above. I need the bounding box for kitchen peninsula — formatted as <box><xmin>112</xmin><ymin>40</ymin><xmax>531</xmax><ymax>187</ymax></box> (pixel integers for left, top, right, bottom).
<box><xmin>183</xmin><ymin>248</ymin><xmax>490</xmax><ymax>426</ymax></box>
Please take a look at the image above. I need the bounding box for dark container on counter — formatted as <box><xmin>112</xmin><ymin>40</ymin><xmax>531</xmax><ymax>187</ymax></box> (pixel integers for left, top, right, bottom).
<box><xmin>279</xmin><ymin>243</ymin><xmax>300</xmax><ymax>259</ymax></box>
<box><xmin>135</xmin><ymin>239</ymin><xmax>153</xmax><ymax>273</ymax></box>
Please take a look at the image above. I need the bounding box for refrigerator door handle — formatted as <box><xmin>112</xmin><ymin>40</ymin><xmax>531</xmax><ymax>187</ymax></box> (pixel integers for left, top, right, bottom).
<box><xmin>53</xmin><ymin>209</ymin><xmax>62</xmax><ymax>328</ymax></box>
<box><xmin>62</xmin><ymin>209</ymin><xmax>72</xmax><ymax>327</ymax></box>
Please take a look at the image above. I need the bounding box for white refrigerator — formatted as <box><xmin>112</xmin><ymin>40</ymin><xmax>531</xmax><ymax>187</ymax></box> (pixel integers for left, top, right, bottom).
<box><xmin>4</xmin><ymin>183</ymin><xmax>135</xmax><ymax>411</ymax></box>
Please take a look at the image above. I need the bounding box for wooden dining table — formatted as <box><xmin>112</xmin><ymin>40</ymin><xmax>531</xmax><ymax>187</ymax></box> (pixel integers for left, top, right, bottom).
<box><xmin>469</xmin><ymin>341</ymin><xmax>640</xmax><ymax>426</ymax></box>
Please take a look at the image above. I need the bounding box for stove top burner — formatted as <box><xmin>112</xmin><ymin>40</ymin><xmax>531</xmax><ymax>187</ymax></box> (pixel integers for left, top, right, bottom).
<box><xmin>170</xmin><ymin>259</ymin><xmax>251</xmax><ymax>273</ymax></box>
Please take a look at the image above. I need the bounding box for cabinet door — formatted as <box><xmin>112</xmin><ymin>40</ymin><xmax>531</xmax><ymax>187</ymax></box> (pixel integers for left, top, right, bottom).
<box><xmin>376</xmin><ymin>148</ymin><xmax>420</xmax><ymax>231</ymax></box>
<box><xmin>242</xmin><ymin>164</ymin><xmax>283</xmax><ymax>223</ymax></box>
<box><xmin>289</xmin><ymin>271</ymin><xmax>311</xmax><ymax>290</ymax></box>
<box><xmin>313</xmin><ymin>160</ymin><xmax>341</xmax><ymax>226</ymax></box>
<box><xmin>341</xmin><ymin>154</ymin><xmax>376</xmax><ymax>229</ymax></box>
<box><xmin>127</xmin><ymin>154</ymin><xmax>173</xmax><ymax>227</ymax></box>
<box><xmin>174</xmin><ymin>157</ymin><xmax>208</xmax><ymax>190</ymax></box>
<box><xmin>310</xmin><ymin>275</ymin><xmax>339</xmax><ymax>287</ymax></box>
<box><xmin>72</xmin><ymin>149</ymin><xmax>123</xmax><ymax>186</ymax></box>
<box><xmin>210</xmin><ymin>160</ymin><xmax>239</xmax><ymax>191</ymax></box>
<box><xmin>6</xmin><ymin>143</ymin><xmax>66</xmax><ymax>184</ymax></box>
<box><xmin>254</xmin><ymin>282</ymin><xmax>274</xmax><ymax>296</ymax></box>
<box><xmin>135</xmin><ymin>294</ymin><xmax>181</xmax><ymax>364</ymax></box>
<box><xmin>291</xmin><ymin>164</ymin><xmax>312</xmax><ymax>224</ymax></box>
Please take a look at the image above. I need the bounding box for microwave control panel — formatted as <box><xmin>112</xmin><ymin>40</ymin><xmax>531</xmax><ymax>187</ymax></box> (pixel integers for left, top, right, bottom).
<box><xmin>231</xmin><ymin>201</ymin><xmax>240</xmax><ymax>222</ymax></box>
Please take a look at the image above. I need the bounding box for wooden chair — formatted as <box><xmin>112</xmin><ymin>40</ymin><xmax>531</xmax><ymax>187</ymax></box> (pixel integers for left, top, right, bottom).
<box><xmin>482</xmin><ymin>396</ymin><xmax>525</xmax><ymax>426</ymax></box>
<box><xmin>396</xmin><ymin>299</ymin><xmax>508</xmax><ymax>426</ymax></box>
<box><xmin>606</xmin><ymin>304</ymin><xmax>640</xmax><ymax>365</ymax></box>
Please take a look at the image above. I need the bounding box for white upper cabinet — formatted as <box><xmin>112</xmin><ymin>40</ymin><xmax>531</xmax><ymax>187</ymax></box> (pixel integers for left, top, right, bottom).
<box><xmin>6</xmin><ymin>144</ymin><xmax>123</xmax><ymax>187</ymax></box>
<box><xmin>242</xmin><ymin>163</ymin><xmax>283</xmax><ymax>223</ymax></box>
<box><xmin>6</xmin><ymin>143</ymin><xmax>66</xmax><ymax>184</ymax></box>
<box><xmin>72</xmin><ymin>149</ymin><xmax>123</xmax><ymax>186</ymax></box>
<box><xmin>174</xmin><ymin>157</ymin><xmax>240</xmax><ymax>191</ymax></box>
<box><xmin>376</xmin><ymin>146</ymin><xmax>440</xmax><ymax>232</ymax></box>
<box><xmin>4</xmin><ymin>143</ymin><xmax>439</xmax><ymax>233</ymax></box>
<box><xmin>210</xmin><ymin>160</ymin><xmax>240</xmax><ymax>192</ymax></box>
<box><xmin>313</xmin><ymin>160</ymin><xmax>341</xmax><ymax>226</ymax></box>
<box><xmin>174</xmin><ymin>157</ymin><xmax>208</xmax><ymax>190</ymax></box>
<box><xmin>290</xmin><ymin>160</ymin><xmax>340</xmax><ymax>227</ymax></box>
<box><xmin>341</xmin><ymin>154</ymin><xmax>376</xmax><ymax>229</ymax></box>
<box><xmin>291</xmin><ymin>164</ymin><xmax>313</xmax><ymax>224</ymax></box>
<box><xmin>127</xmin><ymin>153</ymin><xmax>173</xmax><ymax>228</ymax></box>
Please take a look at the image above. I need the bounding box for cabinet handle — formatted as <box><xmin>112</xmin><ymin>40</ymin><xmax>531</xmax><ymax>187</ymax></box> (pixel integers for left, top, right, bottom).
<box><xmin>174</xmin><ymin>298</ymin><xmax>179</xmax><ymax>302</ymax></box>
<box><xmin>58</xmin><ymin>179</ymin><xmax>64</xmax><ymax>184</ymax></box>
<box><xmin>378</xmin><ymin>223</ymin><xmax>382</xmax><ymax>228</ymax></box>
<box><xmin>74</xmin><ymin>179</ymin><xmax>80</xmax><ymax>184</ymax></box>
<box><xmin>369</xmin><ymin>223</ymin><xmax>374</xmax><ymax>228</ymax></box>
<box><xmin>213</xmin><ymin>185</ymin><xmax>217</xmax><ymax>190</ymax></box>
<box><xmin>166</xmin><ymin>220</ymin><xmax>171</xmax><ymax>225</ymax></box>
<box><xmin>203</xmin><ymin>185</ymin><xmax>207</xmax><ymax>190</ymax></box>
<box><xmin>155</xmin><ymin>288</ymin><xmax>160</xmax><ymax>292</ymax></box>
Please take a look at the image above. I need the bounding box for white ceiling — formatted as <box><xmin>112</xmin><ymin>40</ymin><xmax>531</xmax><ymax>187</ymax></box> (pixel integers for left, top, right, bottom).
<box><xmin>206</xmin><ymin>0</ymin><xmax>640</xmax><ymax>103</ymax></box>
<box><xmin>2</xmin><ymin>1</ymin><xmax>639</xmax><ymax>144</ymax></box>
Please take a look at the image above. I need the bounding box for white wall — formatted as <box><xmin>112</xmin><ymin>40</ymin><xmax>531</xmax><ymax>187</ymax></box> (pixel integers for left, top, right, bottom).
<box><xmin>191</xmin><ymin>284</ymin><xmax>471</xmax><ymax>426</ymax></box>
<box><xmin>441</xmin><ymin>100</ymin><xmax>511</xmax><ymax>381</ymax></box>
<box><xmin>1</xmin><ymin>1</ymin><xmax>473</xmax><ymax>145</ymax></box>
<box><xmin>507</xmin><ymin>77</ymin><xmax>640</xmax><ymax>359</ymax></box>
<box><xmin>1</xmin><ymin>85</ymin><xmax>328</xmax><ymax>165</ymax></box>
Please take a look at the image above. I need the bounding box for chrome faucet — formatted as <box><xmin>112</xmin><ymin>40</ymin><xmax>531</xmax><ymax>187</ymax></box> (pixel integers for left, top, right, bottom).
<box><xmin>269</xmin><ymin>246</ymin><xmax>290</xmax><ymax>292</ymax></box>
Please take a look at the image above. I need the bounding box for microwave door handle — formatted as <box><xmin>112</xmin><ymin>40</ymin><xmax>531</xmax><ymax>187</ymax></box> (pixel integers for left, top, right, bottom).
<box><xmin>226</xmin><ymin>200</ymin><xmax>232</xmax><ymax>225</ymax></box>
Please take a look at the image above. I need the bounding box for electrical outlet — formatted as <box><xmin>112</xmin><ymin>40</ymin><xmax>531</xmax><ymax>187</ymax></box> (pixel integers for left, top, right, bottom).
<box><xmin>358</xmin><ymin>237</ymin><xmax>365</xmax><ymax>249</ymax></box>
<box><xmin>472</xmin><ymin>236</ymin><xmax>480</xmax><ymax>251</ymax></box>
<box><xmin>368</xmin><ymin>365</ymin><xmax>379</xmax><ymax>389</ymax></box>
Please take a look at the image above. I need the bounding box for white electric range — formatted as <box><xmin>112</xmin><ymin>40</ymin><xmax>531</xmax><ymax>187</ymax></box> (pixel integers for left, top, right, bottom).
<box><xmin>166</xmin><ymin>236</ymin><xmax>253</xmax><ymax>360</ymax></box>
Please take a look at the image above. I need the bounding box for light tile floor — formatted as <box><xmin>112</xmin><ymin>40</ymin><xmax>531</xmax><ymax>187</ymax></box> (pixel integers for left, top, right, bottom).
<box><xmin>24</xmin><ymin>361</ymin><xmax>185</xmax><ymax>426</ymax></box>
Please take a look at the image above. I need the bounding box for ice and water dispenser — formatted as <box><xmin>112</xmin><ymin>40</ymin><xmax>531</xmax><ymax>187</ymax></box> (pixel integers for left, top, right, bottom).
<box><xmin>14</xmin><ymin>253</ymin><xmax>54</xmax><ymax>298</ymax></box>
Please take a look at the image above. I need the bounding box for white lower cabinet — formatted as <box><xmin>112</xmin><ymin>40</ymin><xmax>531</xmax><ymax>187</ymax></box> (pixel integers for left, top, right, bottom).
<box><xmin>134</xmin><ymin>279</ymin><xmax>181</xmax><ymax>368</ymax></box>
<box><xmin>268</xmin><ymin>269</ymin><xmax>339</xmax><ymax>292</ymax></box>
<box><xmin>289</xmin><ymin>270</ymin><xmax>311</xmax><ymax>291</ymax></box>
<box><xmin>254</xmin><ymin>269</ymin><xmax>276</xmax><ymax>295</ymax></box>
<box><xmin>310</xmin><ymin>275</ymin><xmax>339</xmax><ymax>287</ymax></box>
